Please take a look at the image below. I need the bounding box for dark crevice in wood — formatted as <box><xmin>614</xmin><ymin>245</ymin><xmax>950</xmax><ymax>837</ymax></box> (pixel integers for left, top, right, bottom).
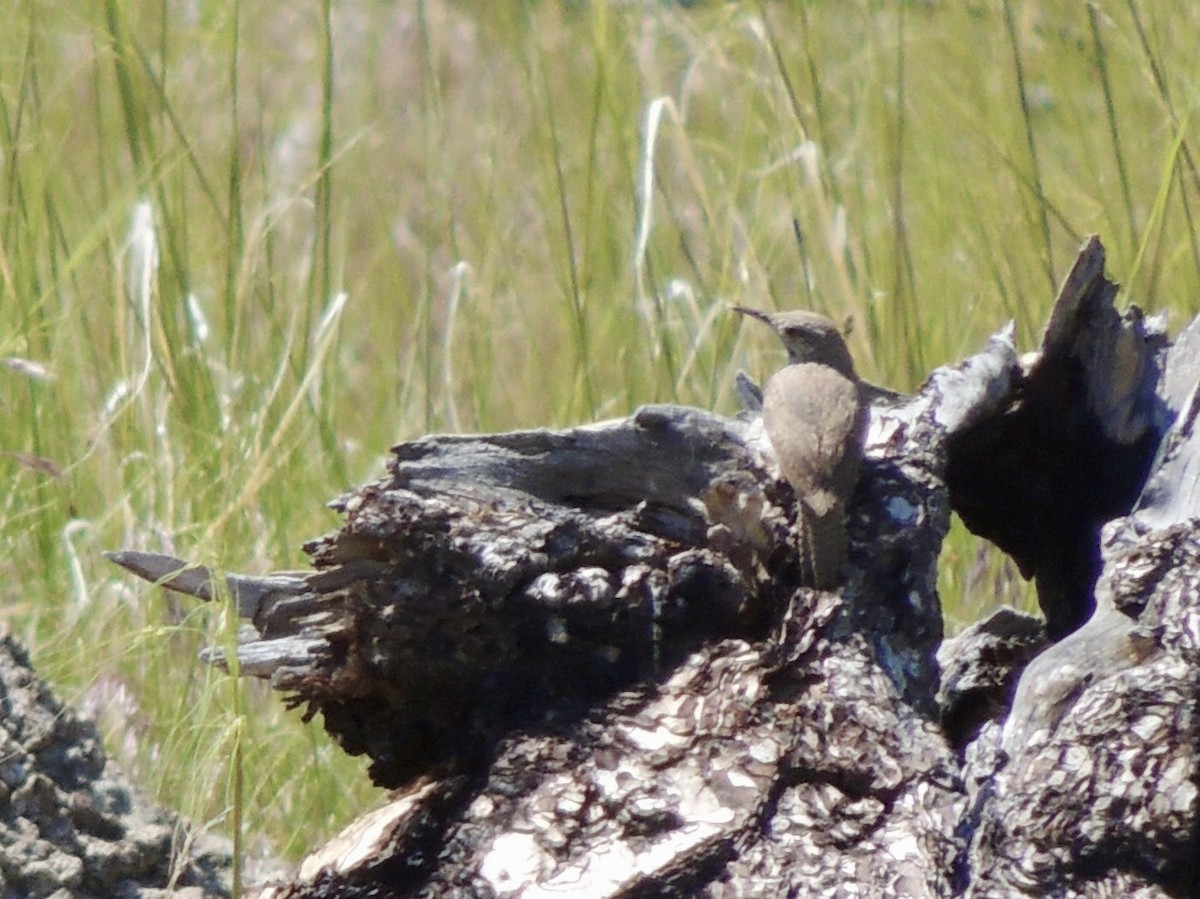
<box><xmin>946</xmin><ymin>238</ymin><xmax>1167</xmax><ymax>637</ymax></box>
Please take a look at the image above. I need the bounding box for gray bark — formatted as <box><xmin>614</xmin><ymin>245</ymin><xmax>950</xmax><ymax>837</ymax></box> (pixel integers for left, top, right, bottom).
<box><xmin>104</xmin><ymin>236</ymin><xmax>1198</xmax><ymax>898</ymax></box>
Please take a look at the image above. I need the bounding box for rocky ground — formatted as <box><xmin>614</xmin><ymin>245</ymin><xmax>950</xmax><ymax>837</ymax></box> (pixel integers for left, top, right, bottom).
<box><xmin>0</xmin><ymin>633</ymin><xmax>233</xmax><ymax>899</ymax></box>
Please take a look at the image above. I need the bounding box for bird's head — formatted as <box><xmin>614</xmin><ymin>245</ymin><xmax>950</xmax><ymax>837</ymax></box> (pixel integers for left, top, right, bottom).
<box><xmin>733</xmin><ymin>306</ymin><xmax>856</xmax><ymax>378</ymax></box>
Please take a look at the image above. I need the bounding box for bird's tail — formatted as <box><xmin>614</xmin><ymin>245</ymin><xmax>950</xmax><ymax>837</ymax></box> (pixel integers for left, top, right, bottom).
<box><xmin>798</xmin><ymin>502</ymin><xmax>848</xmax><ymax>590</ymax></box>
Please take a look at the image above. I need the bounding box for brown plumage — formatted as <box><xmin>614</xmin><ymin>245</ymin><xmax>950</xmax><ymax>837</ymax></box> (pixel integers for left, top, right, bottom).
<box><xmin>734</xmin><ymin>307</ymin><xmax>867</xmax><ymax>588</ymax></box>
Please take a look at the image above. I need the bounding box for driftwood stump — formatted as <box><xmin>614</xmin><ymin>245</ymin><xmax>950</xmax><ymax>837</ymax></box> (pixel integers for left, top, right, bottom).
<box><xmin>110</xmin><ymin>236</ymin><xmax>1199</xmax><ymax>897</ymax></box>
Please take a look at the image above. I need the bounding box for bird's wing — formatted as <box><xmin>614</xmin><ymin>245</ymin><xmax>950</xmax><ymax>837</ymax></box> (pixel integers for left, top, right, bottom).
<box><xmin>761</xmin><ymin>364</ymin><xmax>863</xmax><ymax>505</ymax></box>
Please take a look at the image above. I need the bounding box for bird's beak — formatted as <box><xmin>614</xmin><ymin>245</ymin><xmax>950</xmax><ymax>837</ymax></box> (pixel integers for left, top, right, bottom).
<box><xmin>731</xmin><ymin>305</ymin><xmax>773</xmax><ymax>326</ymax></box>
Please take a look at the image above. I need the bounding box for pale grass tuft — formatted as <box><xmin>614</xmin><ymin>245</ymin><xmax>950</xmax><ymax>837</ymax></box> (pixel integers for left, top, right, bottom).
<box><xmin>186</xmin><ymin>294</ymin><xmax>211</xmax><ymax>345</ymax></box>
<box><xmin>62</xmin><ymin>519</ymin><xmax>94</xmax><ymax>611</ymax></box>
<box><xmin>441</xmin><ymin>261</ymin><xmax>472</xmax><ymax>432</ymax></box>
<box><xmin>2</xmin><ymin>356</ymin><xmax>55</xmax><ymax>381</ymax></box>
<box><xmin>634</xmin><ymin>95</ymin><xmax>678</xmax><ymax>319</ymax></box>
<box><xmin>125</xmin><ymin>199</ymin><xmax>159</xmax><ymax>314</ymax></box>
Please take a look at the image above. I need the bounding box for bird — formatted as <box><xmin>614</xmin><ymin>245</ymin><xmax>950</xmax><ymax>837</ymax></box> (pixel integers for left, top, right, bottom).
<box><xmin>733</xmin><ymin>306</ymin><xmax>868</xmax><ymax>588</ymax></box>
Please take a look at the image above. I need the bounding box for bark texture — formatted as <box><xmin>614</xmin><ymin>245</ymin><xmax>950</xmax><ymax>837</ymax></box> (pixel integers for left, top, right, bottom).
<box><xmin>103</xmin><ymin>237</ymin><xmax>1197</xmax><ymax>898</ymax></box>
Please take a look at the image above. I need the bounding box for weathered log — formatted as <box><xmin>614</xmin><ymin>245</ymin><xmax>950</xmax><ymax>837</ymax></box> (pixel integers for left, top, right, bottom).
<box><xmin>962</xmin><ymin>296</ymin><xmax>1200</xmax><ymax>897</ymax></box>
<box><xmin>946</xmin><ymin>239</ymin><xmax>1167</xmax><ymax>637</ymax></box>
<box><xmin>109</xmin><ymin>236</ymin><xmax>1198</xmax><ymax>897</ymax></box>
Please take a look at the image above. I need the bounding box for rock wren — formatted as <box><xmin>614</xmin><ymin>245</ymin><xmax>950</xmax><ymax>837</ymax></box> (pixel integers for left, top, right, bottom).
<box><xmin>733</xmin><ymin>306</ymin><xmax>868</xmax><ymax>588</ymax></box>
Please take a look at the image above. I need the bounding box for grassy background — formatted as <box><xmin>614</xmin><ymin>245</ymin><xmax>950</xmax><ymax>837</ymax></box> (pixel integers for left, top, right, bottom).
<box><xmin>3</xmin><ymin>0</ymin><xmax>1199</xmax><ymax>873</ymax></box>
